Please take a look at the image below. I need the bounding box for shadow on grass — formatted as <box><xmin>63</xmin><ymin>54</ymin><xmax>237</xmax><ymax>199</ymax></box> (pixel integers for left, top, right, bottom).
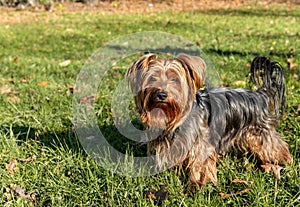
<box><xmin>0</xmin><ymin>125</ymin><xmax>83</xmax><ymax>153</ymax></box>
<box><xmin>198</xmin><ymin>7</ymin><xmax>300</xmax><ymax>18</ymax></box>
<box><xmin>207</xmin><ymin>48</ymin><xmax>292</xmax><ymax>58</ymax></box>
<box><xmin>0</xmin><ymin>121</ymin><xmax>148</xmax><ymax>158</ymax></box>
<box><xmin>98</xmin><ymin>119</ymin><xmax>148</xmax><ymax>157</ymax></box>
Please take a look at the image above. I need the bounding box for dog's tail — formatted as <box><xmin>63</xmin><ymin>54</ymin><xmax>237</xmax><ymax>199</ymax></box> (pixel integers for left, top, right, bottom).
<box><xmin>250</xmin><ymin>56</ymin><xmax>286</xmax><ymax>117</ymax></box>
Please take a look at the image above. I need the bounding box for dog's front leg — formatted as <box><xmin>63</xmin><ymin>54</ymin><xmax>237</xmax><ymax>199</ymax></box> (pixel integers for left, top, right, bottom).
<box><xmin>188</xmin><ymin>150</ymin><xmax>218</xmax><ymax>188</ymax></box>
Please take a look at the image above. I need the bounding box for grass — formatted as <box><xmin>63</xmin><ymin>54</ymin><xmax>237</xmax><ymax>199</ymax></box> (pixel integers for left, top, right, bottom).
<box><xmin>0</xmin><ymin>3</ymin><xmax>300</xmax><ymax>206</ymax></box>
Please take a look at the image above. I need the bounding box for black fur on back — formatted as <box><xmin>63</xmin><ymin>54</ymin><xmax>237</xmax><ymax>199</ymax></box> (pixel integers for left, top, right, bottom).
<box><xmin>195</xmin><ymin>57</ymin><xmax>286</xmax><ymax>154</ymax></box>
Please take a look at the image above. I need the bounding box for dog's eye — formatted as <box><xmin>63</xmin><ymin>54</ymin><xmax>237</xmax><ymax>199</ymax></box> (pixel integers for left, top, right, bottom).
<box><xmin>149</xmin><ymin>76</ymin><xmax>156</xmax><ymax>83</ymax></box>
<box><xmin>171</xmin><ymin>78</ymin><xmax>180</xmax><ymax>83</ymax></box>
<box><xmin>148</xmin><ymin>76</ymin><xmax>156</xmax><ymax>83</ymax></box>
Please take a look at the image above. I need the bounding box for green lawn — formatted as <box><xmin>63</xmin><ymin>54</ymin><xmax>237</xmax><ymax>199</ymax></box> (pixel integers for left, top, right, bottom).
<box><xmin>0</xmin><ymin>3</ymin><xmax>300</xmax><ymax>206</ymax></box>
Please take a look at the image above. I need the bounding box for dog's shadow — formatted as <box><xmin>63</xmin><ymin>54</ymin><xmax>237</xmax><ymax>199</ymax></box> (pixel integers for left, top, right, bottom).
<box><xmin>0</xmin><ymin>125</ymin><xmax>82</xmax><ymax>154</ymax></box>
<box><xmin>1</xmin><ymin>118</ymin><xmax>148</xmax><ymax>158</ymax></box>
<box><xmin>98</xmin><ymin>118</ymin><xmax>148</xmax><ymax>157</ymax></box>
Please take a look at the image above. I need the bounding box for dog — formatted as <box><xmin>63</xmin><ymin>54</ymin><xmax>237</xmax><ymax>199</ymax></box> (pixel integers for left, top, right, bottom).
<box><xmin>126</xmin><ymin>53</ymin><xmax>291</xmax><ymax>187</ymax></box>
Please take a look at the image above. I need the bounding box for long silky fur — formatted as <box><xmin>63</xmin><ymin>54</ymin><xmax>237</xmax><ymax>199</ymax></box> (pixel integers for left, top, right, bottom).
<box><xmin>196</xmin><ymin>57</ymin><xmax>291</xmax><ymax>164</ymax></box>
<box><xmin>128</xmin><ymin>55</ymin><xmax>291</xmax><ymax>187</ymax></box>
<box><xmin>147</xmin><ymin>100</ymin><xmax>214</xmax><ymax>167</ymax></box>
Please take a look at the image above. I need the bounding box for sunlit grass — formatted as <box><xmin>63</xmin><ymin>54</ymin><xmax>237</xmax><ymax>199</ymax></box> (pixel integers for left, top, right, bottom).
<box><xmin>0</xmin><ymin>4</ymin><xmax>299</xmax><ymax>206</ymax></box>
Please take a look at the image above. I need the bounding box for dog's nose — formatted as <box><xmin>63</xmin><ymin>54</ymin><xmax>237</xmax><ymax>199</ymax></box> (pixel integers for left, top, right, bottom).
<box><xmin>157</xmin><ymin>91</ymin><xmax>168</xmax><ymax>100</ymax></box>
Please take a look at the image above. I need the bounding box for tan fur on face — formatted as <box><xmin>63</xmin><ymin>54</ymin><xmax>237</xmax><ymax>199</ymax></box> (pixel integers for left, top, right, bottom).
<box><xmin>126</xmin><ymin>53</ymin><xmax>206</xmax><ymax>130</ymax></box>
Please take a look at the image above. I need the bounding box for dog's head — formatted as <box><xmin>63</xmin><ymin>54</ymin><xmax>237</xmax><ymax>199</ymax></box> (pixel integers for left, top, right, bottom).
<box><xmin>126</xmin><ymin>53</ymin><xmax>206</xmax><ymax>131</ymax></box>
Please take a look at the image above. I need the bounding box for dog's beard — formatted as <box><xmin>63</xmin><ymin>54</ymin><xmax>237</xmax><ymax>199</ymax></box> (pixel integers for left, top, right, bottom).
<box><xmin>146</xmin><ymin>102</ymin><xmax>181</xmax><ymax>130</ymax></box>
<box><xmin>141</xmin><ymin>90</ymin><xmax>182</xmax><ymax>130</ymax></box>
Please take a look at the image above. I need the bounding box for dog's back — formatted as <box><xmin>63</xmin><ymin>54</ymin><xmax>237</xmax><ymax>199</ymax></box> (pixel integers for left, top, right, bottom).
<box><xmin>196</xmin><ymin>57</ymin><xmax>290</xmax><ymax>163</ymax></box>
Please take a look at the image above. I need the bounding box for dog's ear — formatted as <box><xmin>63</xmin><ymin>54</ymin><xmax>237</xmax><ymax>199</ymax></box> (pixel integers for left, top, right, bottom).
<box><xmin>126</xmin><ymin>53</ymin><xmax>158</xmax><ymax>95</ymax></box>
<box><xmin>176</xmin><ymin>53</ymin><xmax>206</xmax><ymax>90</ymax></box>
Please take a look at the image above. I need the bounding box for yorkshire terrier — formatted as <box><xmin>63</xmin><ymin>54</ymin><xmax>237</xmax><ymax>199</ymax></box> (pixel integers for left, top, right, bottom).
<box><xmin>126</xmin><ymin>53</ymin><xmax>291</xmax><ymax>187</ymax></box>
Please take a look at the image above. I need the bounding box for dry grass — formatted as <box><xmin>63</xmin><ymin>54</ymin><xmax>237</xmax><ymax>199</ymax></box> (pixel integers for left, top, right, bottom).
<box><xmin>1</xmin><ymin>0</ymin><xmax>299</xmax><ymax>25</ymax></box>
